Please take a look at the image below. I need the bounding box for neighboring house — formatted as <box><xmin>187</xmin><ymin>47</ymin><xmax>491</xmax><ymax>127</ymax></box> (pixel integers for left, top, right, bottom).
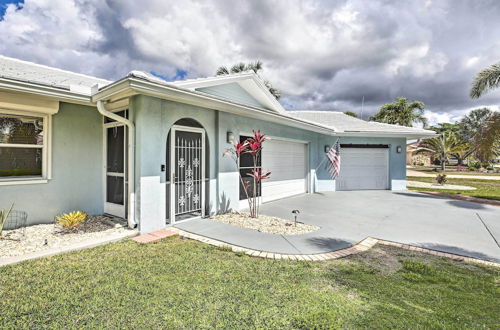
<box><xmin>406</xmin><ymin>142</ymin><xmax>432</xmax><ymax>166</ymax></box>
<box><xmin>0</xmin><ymin>55</ymin><xmax>436</xmax><ymax>233</ymax></box>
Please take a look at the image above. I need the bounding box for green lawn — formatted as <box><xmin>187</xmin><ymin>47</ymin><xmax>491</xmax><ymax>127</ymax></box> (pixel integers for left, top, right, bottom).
<box><xmin>408</xmin><ymin>176</ymin><xmax>500</xmax><ymax>201</ymax></box>
<box><xmin>1</xmin><ymin>237</ymin><xmax>498</xmax><ymax>328</ymax></box>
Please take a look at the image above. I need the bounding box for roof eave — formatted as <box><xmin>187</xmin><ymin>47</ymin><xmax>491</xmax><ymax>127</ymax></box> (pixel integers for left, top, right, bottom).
<box><xmin>0</xmin><ymin>77</ymin><xmax>92</xmax><ymax>104</ymax></box>
<box><xmin>338</xmin><ymin>131</ymin><xmax>438</xmax><ymax>138</ymax></box>
<box><xmin>93</xmin><ymin>77</ymin><xmax>336</xmax><ymax>136</ymax></box>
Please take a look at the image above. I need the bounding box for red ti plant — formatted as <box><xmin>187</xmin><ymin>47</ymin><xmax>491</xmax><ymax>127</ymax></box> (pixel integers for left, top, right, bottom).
<box><xmin>223</xmin><ymin>130</ymin><xmax>271</xmax><ymax>218</ymax></box>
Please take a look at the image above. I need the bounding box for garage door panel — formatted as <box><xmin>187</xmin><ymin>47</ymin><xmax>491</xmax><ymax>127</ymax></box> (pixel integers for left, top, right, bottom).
<box><xmin>262</xmin><ymin>139</ymin><xmax>307</xmax><ymax>201</ymax></box>
<box><xmin>336</xmin><ymin>148</ymin><xmax>389</xmax><ymax>190</ymax></box>
<box><xmin>262</xmin><ymin>179</ymin><xmax>306</xmax><ymax>202</ymax></box>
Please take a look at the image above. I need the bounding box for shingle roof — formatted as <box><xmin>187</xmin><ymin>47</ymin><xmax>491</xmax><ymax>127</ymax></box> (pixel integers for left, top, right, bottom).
<box><xmin>287</xmin><ymin>110</ymin><xmax>436</xmax><ymax>135</ymax></box>
<box><xmin>0</xmin><ymin>55</ymin><xmax>111</xmax><ymax>94</ymax></box>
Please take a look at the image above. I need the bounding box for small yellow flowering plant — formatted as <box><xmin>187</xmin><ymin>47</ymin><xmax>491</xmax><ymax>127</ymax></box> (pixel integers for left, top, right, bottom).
<box><xmin>56</xmin><ymin>211</ymin><xmax>87</xmax><ymax>230</ymax></box>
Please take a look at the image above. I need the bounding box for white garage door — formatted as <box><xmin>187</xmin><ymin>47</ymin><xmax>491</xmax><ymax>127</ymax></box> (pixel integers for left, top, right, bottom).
<box><xmin>262</xmin><ymin>139</ymin><xmax>307</xmax><ymax>202</ymax></box>
<box><xmin>336</xmin><ymin>148</ymin><xmax>389</xmax><ymax>190</ymax></box>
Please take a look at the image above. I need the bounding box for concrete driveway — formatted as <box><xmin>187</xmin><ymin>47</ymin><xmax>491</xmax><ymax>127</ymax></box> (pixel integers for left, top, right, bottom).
<box><xmin>176</xmin><ymin>191</ymin><xmax>500</xmax><ymax>262</ymax></box>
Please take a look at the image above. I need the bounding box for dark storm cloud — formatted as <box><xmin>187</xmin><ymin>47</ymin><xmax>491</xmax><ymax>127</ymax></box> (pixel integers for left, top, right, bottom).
<box><xmin>0</xmin><ymin>0</ymin><xmax>499</xmax><ymax>123</ymax></box>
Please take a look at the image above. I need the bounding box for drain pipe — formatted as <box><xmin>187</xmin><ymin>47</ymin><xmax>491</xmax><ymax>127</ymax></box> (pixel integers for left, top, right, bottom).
<box><xmin>97</xmin><ymin>100</ymin><xmax>136</xmax><ymax>229</ymax></box>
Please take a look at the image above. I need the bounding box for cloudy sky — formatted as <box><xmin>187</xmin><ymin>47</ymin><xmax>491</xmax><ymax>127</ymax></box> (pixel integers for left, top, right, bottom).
<box><xmin>1</xmin><ymin>0</ymin><xmax>499</xmax><ymax>125</ymax></box>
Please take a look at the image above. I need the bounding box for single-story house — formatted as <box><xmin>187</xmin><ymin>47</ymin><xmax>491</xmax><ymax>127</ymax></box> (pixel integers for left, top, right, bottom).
<box><xmin>406</xmin><ymin>141</ymin><xmax>432</xmax><ymax>166</ymax></box>
<box><xmin>0</xmin><ymin>55</ymin><xmax>436</xmax><ymax>233</ymax></box>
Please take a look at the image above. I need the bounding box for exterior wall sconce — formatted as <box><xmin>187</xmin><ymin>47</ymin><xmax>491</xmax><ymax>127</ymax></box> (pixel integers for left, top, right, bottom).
<box><xmin>396</xmin><ymin>146</ymin><xmax>402</xmax><ymax>153</ymax></box>
<box><xmin>227</xmin><ymin>131</ymin><xmax>235</xmax><ymax>144</ymax></box>
<box><xmin>324</xmin><ymin>145</ymin><xmax>330</xmax><ymax>153</ymax></box>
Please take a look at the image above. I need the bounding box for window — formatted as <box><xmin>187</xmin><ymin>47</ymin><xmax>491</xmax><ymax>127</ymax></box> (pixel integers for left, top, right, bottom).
<box><xmin>0</xmin><ymin>111</ymin><xmax>49</xmax><ymax>181</ymax></box>
<box><xmin>239</xmin><ymin>135</ymin><xmax>262</xmax><ymax>200</ymax></box>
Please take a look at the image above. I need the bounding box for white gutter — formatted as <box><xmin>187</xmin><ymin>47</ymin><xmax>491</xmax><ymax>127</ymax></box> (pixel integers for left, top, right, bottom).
<box><xmin>96</xmin><ymin>100</ymin><xmax>136</xmax><ymax>229</ymax></box>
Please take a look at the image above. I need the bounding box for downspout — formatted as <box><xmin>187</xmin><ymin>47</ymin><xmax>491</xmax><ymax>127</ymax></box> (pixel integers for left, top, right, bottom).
<box><xmin>97</xmin><ymin>100</ymin><xmax>136</xmax><ymax>229</ymax></box>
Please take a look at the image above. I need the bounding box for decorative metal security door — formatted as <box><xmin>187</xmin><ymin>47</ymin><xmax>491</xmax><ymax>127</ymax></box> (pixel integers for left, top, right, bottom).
<box><xmin>170</xmin><ymin>125</ymin><xmax>205</xmax><ymax>223</ymax></box>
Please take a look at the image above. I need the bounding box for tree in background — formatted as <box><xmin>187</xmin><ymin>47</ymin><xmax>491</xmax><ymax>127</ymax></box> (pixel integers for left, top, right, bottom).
<box><xmin>344</xmin><ymin>111</ymin><xmax>358</xmax><ymax>118</ymax></box>
<box><xmin>418</xmin><ymin>132</ymin><xmax>470</xmax><ymax>171</ymax></box>
<box><xmin>216</xmin><ymin>61</ymin><xmax>281</xmax><ymax>100</ymax></box>
<box><xmin>370</xmin><ymin>97</ymin><xmax>427</xmax><ymax>127</ymax></box>
<box><xmin>458</xmin><ymin>108</ymin><xmax>492</xmax><ymax>142</ymax></box>
<box><xmin>469</xmin><ymin>62</ymin><xmax>500</xmax><ymax>163</ymax></box>
<box><xmin>473</xmin><ymin>112</ymin><xmax>500</xmax><ymax>163</ymax></box>
<box><xmin>429</xmin><ymin>123</ymin><xmax>473</xmax><ymax>165</ymax></box>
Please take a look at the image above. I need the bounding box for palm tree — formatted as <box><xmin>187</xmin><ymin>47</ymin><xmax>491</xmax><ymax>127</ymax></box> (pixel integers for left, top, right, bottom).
<box><xmin>473</xmin><ymin>112</ymin><xmax>500</xmax><ymax>163</ymax></box>
<box><xmin>418</xmin><ymin>132</ymin><xmax>469</xmax><ymax>171</ymax></box>
<box><xmin>458</xmin><ymin>108</ymin><xmax>492</xmax><ymax>142</ymax></box>
<box><xmin>470</xmin><ymin>62</ymin><xmax>500</xmax><ymax>98</ymax></box>
<box><xmin>344</xmin><ymin>111</ymin><xmax>358</xmax><ymax>118</ymax></box>
<box><xmin>430</xmin><ymin>123</ymin><xmax>473</xmax><ymax>165</ymax></box>
<box><xmin>469</xmin><ymin>62</ymin><xmax>500</xmax><ymax>163</ymax></box>
<box><xmin>370</xmin><ymin>97</ymin><xmax>428</xmax><ymax>127</ymax></box>
<box><xmin>216</xmin><ymin>61</ymin><xmax>281</xmax><ymax>99</ymax></box>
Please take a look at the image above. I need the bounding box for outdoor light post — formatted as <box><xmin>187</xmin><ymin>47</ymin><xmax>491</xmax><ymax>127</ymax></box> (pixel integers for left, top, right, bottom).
<box><xmin>292</xmin><ymin>209</ymin><xmax>300</xmax><ymax>227</ymax></box>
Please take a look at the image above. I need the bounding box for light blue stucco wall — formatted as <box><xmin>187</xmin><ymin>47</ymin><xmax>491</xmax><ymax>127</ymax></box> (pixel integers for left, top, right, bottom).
<box><xmin>0</xmin><ymin>102</ymin><xmax>104</xmax><ymax>225</ymax></box>
<box><xmin>130</xmin><ymin>95</ymin><xmax>407</xmax><ymax>234</ymax></box>
<box><xmin>315</xmin><ymin>136</ymin><xmax>407</xmax><ymax>191</ymax></box>
<box><xmin>130</xmin><ymin>95</ymin><xmax>218</xmax><ymax>233</ymax></box>
<box><xmin>0</xmin><ymin>94</ymin><xmax>408</xmax><ymax>232</ymax></box>
<box><xmin>216</xmin><ymin>111</ymin><xmax>327</xmax><ymax>212</ymax></box>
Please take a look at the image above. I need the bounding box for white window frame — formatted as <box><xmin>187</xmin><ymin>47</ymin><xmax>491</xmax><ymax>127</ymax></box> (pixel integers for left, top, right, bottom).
<box><xmin>0</xmin><ymin>109</ymin><xmax>51</xmax><ymax>186</ymax></box>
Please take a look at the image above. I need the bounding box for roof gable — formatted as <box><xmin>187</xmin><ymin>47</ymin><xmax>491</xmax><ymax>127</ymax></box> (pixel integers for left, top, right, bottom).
<box><xmin>196</xmin><ymin>82</ymin><xmax>266</xmax><ymax>109</ymax></box>
<box><xmin>171</xmin><ymin>72</ymin><xmax>285</xmax><ymax>113</ymax></box>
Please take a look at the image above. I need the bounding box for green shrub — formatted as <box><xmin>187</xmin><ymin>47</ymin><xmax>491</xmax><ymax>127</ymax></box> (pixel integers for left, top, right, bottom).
<box><xmin>467</xmin><ymin>166</ymin><xmax>477</xmax><ymax>171</ymax></box>
<box><xmin>436</xmin><ymin>174</ymin><xmax>447</xmax><ymax>185</ymax></box>
<box><xmin>56</xmin><ymin>211</ymin><xmax>87</xmax><ymax>230</ymax></box>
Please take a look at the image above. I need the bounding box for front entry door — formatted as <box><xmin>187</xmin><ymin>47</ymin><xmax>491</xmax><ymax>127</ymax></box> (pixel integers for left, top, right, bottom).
<box><xmin>170</xmin><ymin>125</ymin><xmax>205</xmax><ymax>223</ymax></box>
<box><xmin>104</xmin><ymin>123</ymin><xmax>126</xmax><ymax>218</ymax></box>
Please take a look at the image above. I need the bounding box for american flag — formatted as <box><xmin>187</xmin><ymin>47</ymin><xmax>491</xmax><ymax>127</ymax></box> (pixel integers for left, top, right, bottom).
<box><xmin>326</xmin><ymin>139</ymin><xmax>341</xmax><ymax>179</ymax></box>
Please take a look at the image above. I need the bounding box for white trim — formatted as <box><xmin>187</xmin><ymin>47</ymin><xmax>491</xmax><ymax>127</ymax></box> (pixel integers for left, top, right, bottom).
<box><xmin>0</xmin><ymin>77</ymin><xmax>92</xmax><ymax>104</ymax></box>
<box><xmin>172</xmin><ymin>72</ymin><xmax>286</xmax><ymax>114</ymax></box>
<box><xmin>104</xmin><ymin>202</ymin><xmax>126</xmax><ymax>219</ymax></box>
<box><xmin>0</xmin><ymin>179</ymin><xmax>48</xmax><ymax>186</ymax></box>
<box><xmin>0</xmin><ymin>109</ymin><xmax>51</xmax><ymax>184</ymax></box>
<box><xmin>0</xmin><ymin>143</ymin><xmax>43</xmax><ymax>148</ymax></box>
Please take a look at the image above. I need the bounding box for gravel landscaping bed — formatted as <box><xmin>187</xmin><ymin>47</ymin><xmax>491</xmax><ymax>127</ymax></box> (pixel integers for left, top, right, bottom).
<box><xmin>209</xmin><ymin>212</ymin><xmax>319</xmax><ymax>235</ymax></box>
<box><xmin>0</xmin><ymin>216</ymin><xmax>132</xmax><ymax>258</ymax></box>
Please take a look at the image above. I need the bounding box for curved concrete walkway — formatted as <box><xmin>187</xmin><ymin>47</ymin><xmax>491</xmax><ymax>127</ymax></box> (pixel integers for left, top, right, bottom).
<box><xmin>176</xmin><ymin>191</ymin><xmax>500</xmax><ymax>262</ymax></box>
